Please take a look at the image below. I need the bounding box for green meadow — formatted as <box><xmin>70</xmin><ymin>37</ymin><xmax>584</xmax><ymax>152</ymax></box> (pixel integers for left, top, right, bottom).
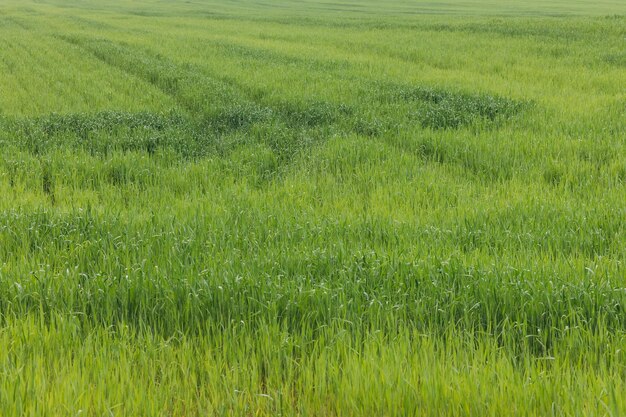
<box><xmin>0</xmin><ymin>0</ymin><xmax>625</xmax><ymax>415</ymax></box>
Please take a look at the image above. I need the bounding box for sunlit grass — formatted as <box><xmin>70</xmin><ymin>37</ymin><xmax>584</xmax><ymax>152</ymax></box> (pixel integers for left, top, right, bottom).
<box><xmin>0</xmin><ymin>0</ymin><xmax>625</xmax><ymax>415</ymax></box>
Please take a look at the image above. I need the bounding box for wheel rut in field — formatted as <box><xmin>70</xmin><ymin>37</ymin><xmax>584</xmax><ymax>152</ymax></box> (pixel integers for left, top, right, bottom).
<box><xmin>3</xmin><ymin>35</ymin><xmax>529</xmax><ymax>182</ymax></box>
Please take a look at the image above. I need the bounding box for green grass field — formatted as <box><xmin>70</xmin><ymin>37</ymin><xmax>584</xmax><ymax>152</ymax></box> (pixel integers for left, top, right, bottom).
<box><xmin>1</xmin><ymin>0</ymin><xmax>625</xmax><ymax>415</ymax></box>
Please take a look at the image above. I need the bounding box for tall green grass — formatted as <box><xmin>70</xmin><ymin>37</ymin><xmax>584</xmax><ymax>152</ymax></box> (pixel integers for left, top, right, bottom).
<box><xmin>0</xmin><ymin>0</ymin><xmax>625</xmax><ymax>415</ymax></box>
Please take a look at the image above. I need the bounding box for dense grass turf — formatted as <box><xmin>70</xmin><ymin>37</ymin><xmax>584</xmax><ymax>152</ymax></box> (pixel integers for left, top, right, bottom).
<box><xmin>1</xmin><ymin>0</ymin><xmax>625</xmax><ymax>415</ymax></box>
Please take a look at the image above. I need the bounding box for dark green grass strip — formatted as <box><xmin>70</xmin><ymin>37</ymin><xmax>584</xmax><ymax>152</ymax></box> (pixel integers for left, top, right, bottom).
<box><xmin>60</xmin><ymin>35</ymin><xmax>526</xmax><ymax>131</ymax></box>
